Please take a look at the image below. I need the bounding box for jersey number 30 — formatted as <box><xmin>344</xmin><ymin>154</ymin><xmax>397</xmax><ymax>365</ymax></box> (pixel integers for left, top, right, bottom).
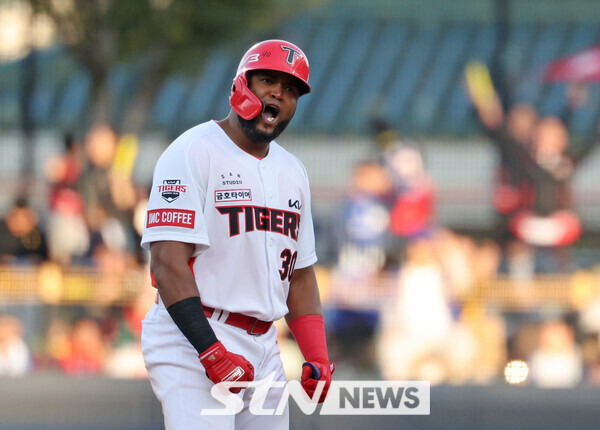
<box><xmin>279</xmin><ymin>249</ymin><xmax>298</xmax><ymax>282</ymax></box>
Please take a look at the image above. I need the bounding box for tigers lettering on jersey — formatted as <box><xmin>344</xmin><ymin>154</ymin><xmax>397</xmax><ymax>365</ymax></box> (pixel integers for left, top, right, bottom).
<box><xmin>147</xmin><ymin>209</ymin><xmax>196</xmax><ymax>228</ymax></box>
<box><xmin>217</xmin><ymin>205</ymin><xmax>300</xmax><ymax>240</ymax></box>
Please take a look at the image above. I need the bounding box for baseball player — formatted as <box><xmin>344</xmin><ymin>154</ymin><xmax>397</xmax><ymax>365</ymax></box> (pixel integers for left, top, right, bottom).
<box><xmin>141</xmin><ymin>39</ymin><xmax>334</xmax><ymax>429</ymax></box>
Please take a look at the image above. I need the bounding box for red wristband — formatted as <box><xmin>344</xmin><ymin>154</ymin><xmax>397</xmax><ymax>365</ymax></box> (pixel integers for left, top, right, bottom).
<box><xmin>287</xmin><ymin>314</ymin><xmax>329</xmax><ymax>362</ymax></box>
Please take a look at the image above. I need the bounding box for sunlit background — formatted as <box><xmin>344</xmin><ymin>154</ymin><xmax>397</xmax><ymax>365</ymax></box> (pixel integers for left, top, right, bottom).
<box><xmin>1</xmin><ymin>0</ymin><xmax>600</xmax><ymax>429</ymax></box>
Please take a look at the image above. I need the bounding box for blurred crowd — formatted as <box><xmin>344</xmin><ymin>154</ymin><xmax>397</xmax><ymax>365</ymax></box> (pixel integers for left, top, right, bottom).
<box><xmin>0</xmin><ymin>123</ymin><xmax>151</xmax><ymax>379</ymax></box>
<box><xmin>1</xmin><ymin>94</ymin><xmax>600</xmax><ymax>389</ymax></box>
<box><xmin>0</xmin><ymin>294</ymin><xmax>152</xmax><ymax>378</ymax></box>
<box><xmin>320</xmin><ymin>94</ymin><xmax>600</xmax><ymax>388</ymax></box>
<box><xmin>0</xmin><ymin>124</ymin><xmax>148</xmax><ymax>269</ymax></box>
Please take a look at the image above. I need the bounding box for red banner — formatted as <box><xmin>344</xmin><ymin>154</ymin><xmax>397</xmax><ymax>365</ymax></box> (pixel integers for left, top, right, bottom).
<box><xmin>544</xmin><ymin>45</ymin><xmax>600</xmax><ymax>82</ymax></box>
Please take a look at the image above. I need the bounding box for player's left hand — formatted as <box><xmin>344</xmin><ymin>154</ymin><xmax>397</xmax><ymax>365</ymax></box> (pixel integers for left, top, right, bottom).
<box><xmin>301</xmin><ymin>360</ymin><xmax>335</xmax><ymax>403</ymax></box>
<box><xmin>199</xmin><ymin>341</ymin><xmax>255</xmax><ymax>394</ymax></box>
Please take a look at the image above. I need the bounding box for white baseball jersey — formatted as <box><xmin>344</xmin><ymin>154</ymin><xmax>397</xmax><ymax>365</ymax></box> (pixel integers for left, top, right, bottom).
<box><xmin>141</xmin><ymin>120</ymin><xmax>317</xmax><ymax>322</ymax></box>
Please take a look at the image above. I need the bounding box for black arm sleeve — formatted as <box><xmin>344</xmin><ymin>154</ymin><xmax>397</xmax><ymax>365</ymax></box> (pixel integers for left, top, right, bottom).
<box><xmin>166</xmin><ymin>296</ymin><xmax>218</xmax><ymax>354</ymax></box>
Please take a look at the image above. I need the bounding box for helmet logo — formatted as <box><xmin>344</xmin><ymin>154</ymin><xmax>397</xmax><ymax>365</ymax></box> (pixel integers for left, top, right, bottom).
<box><xmin>245</xmin><ymin>53</ymin><xmax>260</xmax><ymax>65</ymax></box>
<box><xmin>281</xmin><ymin>45</ymin><xmax>301</xmax><ymax>65</ymax></box>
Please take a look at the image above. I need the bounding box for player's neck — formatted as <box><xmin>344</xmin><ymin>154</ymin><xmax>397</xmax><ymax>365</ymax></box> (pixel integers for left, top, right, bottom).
<box><xmin>216</xmin><ymin>117</ymin><xmax>270</xmax><ymax>159</ymax></box>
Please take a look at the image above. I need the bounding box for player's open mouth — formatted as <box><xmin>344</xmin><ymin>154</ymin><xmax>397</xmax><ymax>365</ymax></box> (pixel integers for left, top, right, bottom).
<box><xmin>262</xmin><ymin>104</ymin><xmax>280</xmax><ymax>124</ymax></box>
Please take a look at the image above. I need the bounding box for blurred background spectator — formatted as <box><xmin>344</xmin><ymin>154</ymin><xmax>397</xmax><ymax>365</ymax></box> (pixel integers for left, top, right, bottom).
<box><xmin>382</xmin><ymin>138</ymin><xmax>436</xmax><ymax>271</ymax></box>
<box><xmin>529</xmin><ymin>319</ymin><xmax>583</xmax><ymax>388</ymax></box>
<box><xmin>58</xmin><ymin>318</ymin><xmax>106</xmax><ymax>376</ymax></box>
<box><xmin>466</xmin><ymin>61</ymin><xmax>599</xmax><ymax>277</ymax></box>
<box><xmin>0</xmin><ymin>197</ymin><xmax>48</xmax><ymax>265</ymax></box>
<box><xmin>0</xmin><ymin>314</ymin><xmax>31</xmax><ymax>376</ymax></box>
<box><xmin>79</xmin><ymin>124</ymin><xmax>138</xmax><ymax>263</ymax></box>
<box><xmin>334</xmin><ymin>159</ymin><xmax>392</xmax><ymax>278</ymax></box>
<box><xmin>378</xmin><ymin>233</ymin><xmax>456</xmax><ymax>383</ymax></box>
<box><xmin>43</xmin><ymin>132</ymin><xmax>88</xmax><ymax>266</ymax></box>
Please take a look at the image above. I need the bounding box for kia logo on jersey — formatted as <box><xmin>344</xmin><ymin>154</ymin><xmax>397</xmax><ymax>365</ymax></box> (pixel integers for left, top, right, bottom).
<box><xmin>158</xmin><ymin>179</ymin><xmax>188</xmax><ymax>203</ymax></box>
<box><xmin>288</xmin><ymin>199</ymin><xmax>302</xmax><ymax>210</ymax></box>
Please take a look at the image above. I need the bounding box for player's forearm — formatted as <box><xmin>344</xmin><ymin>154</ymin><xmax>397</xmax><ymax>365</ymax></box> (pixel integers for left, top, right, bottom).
<box><xmin>285</xmin><ymin>265</ymin><xmax>334</xmax><ymax>404</ymax></box>
<box><xmin>154</xmin><ymin>269</ymin><xmax>199</xmax><ymax>308</ymax></box>
<box><xmin>285</xmin><ymin>265</ymin><xmax>323</xmax><ymax>324</ymax></box>
<box><xmin>149</xmin><ymin>241</ymin><xmax>219</xmax><ymax>353</ymax></box>
<box><xmin>166</xmin><ymin>296</ymin><xmax>218</xmax><ymax>354</ymax></box>
<box><xmin>150</xmin><ymin>241</ymin><xmax>199</xmax><ymax>307</ymax></box>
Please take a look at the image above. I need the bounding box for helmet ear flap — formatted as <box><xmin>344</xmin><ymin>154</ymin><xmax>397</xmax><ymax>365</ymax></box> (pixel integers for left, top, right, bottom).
<box><xmin>229</xmin><ymin>74</ymin><xmax>263</xmax><ymax>120</ymax></box>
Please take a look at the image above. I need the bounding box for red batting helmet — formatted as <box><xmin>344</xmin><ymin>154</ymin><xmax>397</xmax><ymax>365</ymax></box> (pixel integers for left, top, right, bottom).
<box><xmin>229</xmin><ymin>39</ymin><xmax>311</xmax><ymax>120</ymax></box>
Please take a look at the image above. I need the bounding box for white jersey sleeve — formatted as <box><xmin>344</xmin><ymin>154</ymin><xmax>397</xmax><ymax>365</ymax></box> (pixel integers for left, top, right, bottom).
<box><xmin>141</xmin><ymin>128</ymin><xmax>210</xmax><ymax>255</ymax></box>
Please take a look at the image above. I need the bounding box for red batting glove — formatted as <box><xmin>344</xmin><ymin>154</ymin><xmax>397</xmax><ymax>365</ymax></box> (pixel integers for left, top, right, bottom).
<box><xmin>301</xmin><ymin>360</ymin><xmax>335</xmax><ymax>403</ymax></box>
<box><xmin>199</xmin><ymin>341</ymin><xmax>254</xmax><ymax>393</ymax></box>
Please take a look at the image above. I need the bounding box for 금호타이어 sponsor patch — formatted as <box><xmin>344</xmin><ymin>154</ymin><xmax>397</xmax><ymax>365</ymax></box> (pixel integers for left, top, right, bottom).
<box><xmin>215</xmin><ymin>189</ymin><xmax>252</xmax><ymax>203</ymax></box>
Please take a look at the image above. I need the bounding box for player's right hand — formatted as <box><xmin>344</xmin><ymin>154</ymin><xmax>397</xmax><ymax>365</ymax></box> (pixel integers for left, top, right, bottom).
<box><xmin>199</xmin><ymin>341</ymin><xmax>254</xmax><ymax>393</ymax></box>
